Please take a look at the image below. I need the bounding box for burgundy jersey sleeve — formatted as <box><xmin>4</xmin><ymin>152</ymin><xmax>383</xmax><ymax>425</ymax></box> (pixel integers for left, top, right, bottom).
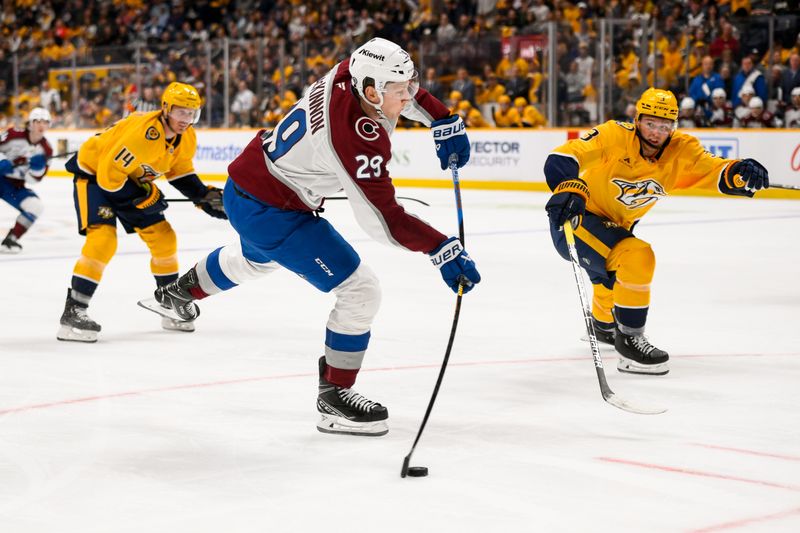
<box><xmin>329</xmin><ymin>84</ymin><xmax>446</xmax><ymax>253</ymax></box>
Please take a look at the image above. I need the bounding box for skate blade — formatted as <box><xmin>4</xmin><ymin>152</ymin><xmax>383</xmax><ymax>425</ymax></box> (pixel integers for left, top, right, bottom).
<box><xmin>0</xmin><ymin>247</ymin><xmax>21</xmax><ymax>254</ymax></box>
<box><xmin>137</xmin><ymin>297</ymin><xmax>198</xmax><ymax>321</ymax></box>
<box><xmin>616</xmin><ymin>356</ymin><xmax>669</xmax><ymax>376</ymax></box>
<box><xmin>56</xmin><ymin>325</ymin><xmax>98</xmax><ymax>343</ymax></box>
<box><xmin>316</xmin><ymin>414</ymin><xmax>388</xmax><ymax>437</ymax></box>
<box><xmin>161</xmin><ymin>316</ymin><xmax>195</xmax><ymax>332</ymax></box>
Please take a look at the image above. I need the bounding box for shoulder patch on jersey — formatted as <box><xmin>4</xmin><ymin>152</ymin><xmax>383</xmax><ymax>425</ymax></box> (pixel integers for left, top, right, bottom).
<box><xmin>145</xmin><ymin>126</ymin><xmax>160</xmax><ymax>141</ymax></box>
<box><xmin>611</xmin><ymin>178</ymin><xmax>666</xmax><ymax>209</ymax></box>
<box><xmin>615</xmin><ymin>121</ymin><xmax>635</xmax><ymax>131</ymax></box>
<box><xmin>580</xmin><ymin>128</ymin><xmax>599</xmax><ymax>141</ymax></box>
<box><xmin>355</xmin><ymin>117</ymin><xmax>380</xmax><ymax>142</ymax></box>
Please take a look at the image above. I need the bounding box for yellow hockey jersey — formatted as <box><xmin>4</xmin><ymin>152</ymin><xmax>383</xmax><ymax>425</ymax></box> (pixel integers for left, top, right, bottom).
<box><xmin>77</xmin><ymin>110</ymin><xmax>197</xmax><ymax>193</ymax></box>
<box><xmin>550</xmin><ymin>120</ymin><xmax>732</xmax><ymax>229</ymax></box>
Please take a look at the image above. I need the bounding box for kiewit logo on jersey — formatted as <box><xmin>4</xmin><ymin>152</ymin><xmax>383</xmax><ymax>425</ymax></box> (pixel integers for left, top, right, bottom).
<box><xmin>612</xmin><ymin>178</ymin><xmax>666</xmax><ymax>209</ymax></box>
<box><xmin>358</xmin><ymin>49</ymin><xmax>385</xmax><ymax>61</ymax></box>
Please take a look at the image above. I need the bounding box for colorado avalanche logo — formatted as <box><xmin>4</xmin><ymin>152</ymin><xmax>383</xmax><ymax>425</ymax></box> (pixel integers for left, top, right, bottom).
<box><xmin>612</xmin><ymin>178</ymin><xmax>666</xmax><ymax>209</ymax></box>
<box><xmin>355</xmin><ymin>117</ymin><xmax>380</xmax><ymax>142</ymax></box>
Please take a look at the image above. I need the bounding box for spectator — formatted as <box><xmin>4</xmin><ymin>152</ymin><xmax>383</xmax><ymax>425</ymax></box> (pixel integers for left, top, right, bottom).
<box><xmin>784</xmin><ymin>87</ymin><xmax>800</xmax><ymax>128</ymax></box>
<box><xmin>493</xmin><ymin>95</ymin><xmax>520</xmax><ymax>127</ymax></box>
<box><xmin>781</xmin><ymin>54</ymin><xmax>800</xmax><ymax>106</ymax></box>
<box><xmin>476</xmin><ymin>74</ymin><xmax>506</xmax><ymax>106</ymax></box>
<box><xmin>515</xmin><ymin>97</ymin><xmax>546</xmax><ymax>128</ymax></box>
<box><xmin>678</xmin><ymin>97</ymin><xmax>704</xmax><ymax>128</ymax></box>
<box><xmin>39</xmin><ymin>81</ymin><xmax>61</xmax><ymax>115</ymax></box>
<box><xmin>447</xmin><ymin>90</ymin><xmax>463</xmax><ymax>114</ymax></box>
<box><xmin>736</xmin><ymin>96</ymin><xmax>777</xmax><ymax>128</ymax></box>
<box><xmin>420</xmin><ymin>67</ymin><xmax>444</xmax><ymax>101</ymax></box>
<box><xmin>710</xmin><ymin>21</ymin><xmax>740</xmax><ymax>61</ymax></box>
<box><xmin>504</xmin><ymin>66</ymin><xmax>530</xmax><ymax>101</ymax></box>
<box><xmin>230</xmin><ymin>80</ymin><xmax>256</xmax><ymax>127</ymax></box>
<box><xmin>435</xmin><ymin>13</ymin><xmax>457</xmax><ymax>46</ymax></box>
<box><xmin>689</xmin><ymin>56</ymin><xmax>724</xmax><ymax>111</ymax></box>
<box><xmin>457</xmin><ymin>100</ymin><xmax>490</xmax><ymax>128</ymax></box>
<box><xmin>451</xmin><ymin>67</ymin><xmax>476</xmax><ymax>105</ymax></box>
<box><xmin>732</xmin><ymin>56</ymin><xmax>767</xmax><ymax>107</ymax></box>
<box><xmin>708</xmin><ymin>88</ymin><xmax>734</xmax><ymax>128</ymax></box>
<box><xmin>574</xmin><ymin>42</ymin><xmax>595</xmax><ymax>88</ymax></box>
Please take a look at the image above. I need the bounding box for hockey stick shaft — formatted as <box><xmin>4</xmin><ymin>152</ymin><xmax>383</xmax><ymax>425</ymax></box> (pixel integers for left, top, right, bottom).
<box><xmin>166</xmin><ymin>196</ymin><xmax>430</xmax><ymax>206</ymax></box>
<box><xmin>563</xmin><ymin>221</ymin><xmax>666</xmax><ymax>415</ymax></box>
<box><xmin>771</xmin><ymin>183</ymin><xmax>800</xmax><ymax>191</ymax></box>
<box><xmin>12</xmin><ymin>150</ymin><xmax>78</xmax><ymax>168</ymax></box>
<box><xmin>401</xmin><ymin>154</ymin><xmax>466</xmax><ymax>477</ymax></box>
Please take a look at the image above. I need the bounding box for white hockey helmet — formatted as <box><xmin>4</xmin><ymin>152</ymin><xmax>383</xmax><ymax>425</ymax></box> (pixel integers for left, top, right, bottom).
<box><xmin>711</xmin><ymin>87</ymin><xmax>727</xmax><ymax>99</ymax></box>
<box><xmin>28</xmin><ymin>107</ymin><xmax>52</xmax><ymax>124</ymax></box>
<box><xmin>350</xmin><ymin>38</ymin><xmax>419</xmax><ymax>115</ymax></box>
<box><xmin>680</xmin><ymin>97</ymin><xmax>695</xmax><ymax>110</ymax></box>
<box><xmin>748</xmin><ymin>96</ymin><xmax>764</xmax><ymax>109</ymax></box>
<box><xmin>791</xmin><ymin>86</ymin><xmax>800</xmax><ymax>98</ymax></box>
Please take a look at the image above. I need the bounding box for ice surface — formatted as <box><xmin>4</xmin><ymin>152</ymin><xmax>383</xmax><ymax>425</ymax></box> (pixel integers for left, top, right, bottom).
<box><xmin>1</xmin><ymin>179</ymin><xmax>798</xmax><ymax>532</ymax></box>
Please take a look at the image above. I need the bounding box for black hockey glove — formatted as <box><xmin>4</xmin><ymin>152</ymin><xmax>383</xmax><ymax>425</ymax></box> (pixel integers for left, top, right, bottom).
<box><xmin>134</xmin><ymin>182</ymin><xmax>168</xmax><ymax>216</ymax></box>
<box><xmin>722</xmin><ymin>159</ymin><xmax>769</xmax><ymax>197</ymax></box>
<box><xmin>194</xmin><ymin>185</ymin><xmax>227</xmax><ymax>219</ymax></box>
<box><xmin>545</xmin><ymin>178</ymin><xmax>590</xmax><ymax>228</ymax></box>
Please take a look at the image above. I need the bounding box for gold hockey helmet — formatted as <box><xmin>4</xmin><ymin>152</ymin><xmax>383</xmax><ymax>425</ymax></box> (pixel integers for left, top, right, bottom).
<box><xmin>161</xmin><ymin>82</ymin><xmax>202</xmax><ymax>123</ymax></box>
<box><xmin>635</xmin><ymin>88</ymin><xmax>678</xmax><ymax>121</ymax></box>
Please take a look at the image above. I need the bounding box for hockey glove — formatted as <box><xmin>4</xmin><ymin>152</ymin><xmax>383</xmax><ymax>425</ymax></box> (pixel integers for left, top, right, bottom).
<box><xmin>431</xmin><ymin>115</ymin><xmax>470</xmax><ymax>170</ymax></box>
<box><xmin>0</xmin><ymin>159</ymin><xmax>13</xmax><ymax>177</ymax></box>
<box><xmin>429</xmin><ymin>237</ymin><xmax>481</xmax><ymax>294</ymax></box>
<box><xmin>722</xmin><ymin>159</ymin><xmax>769</xmax><ymax>197</ymax></box>
<box><xmin>134</xmin><ymin>182</ymin><xmax>168</xmax><ymax>215</ymax></box>
<box><xmin>193</xmin><ymin>185</ymin><xmax>227</xmax><ymax>220</ymax></box>
<box><xmin>545</xmin><ymin>178</ymin><xmax>590</xmax><ymax>228</ymax></box>
<box><xmin>29</xmin><ymin>154</ymin><xmax>47</xmax><ymax>172</ymax></box>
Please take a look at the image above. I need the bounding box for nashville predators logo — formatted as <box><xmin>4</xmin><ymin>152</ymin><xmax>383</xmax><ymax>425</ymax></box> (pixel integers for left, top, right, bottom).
<box><xmin>612</xmin><ymin>178</ymin><xmax>666</xmax><ymax>209</ymax></box>
<box><xmin>145</xmin><ymin>126</ymin><xmax>160</xmax><ymax>141</ymax></box>
<box><xmin>97</xmin><ymin>206</ymin><xmax>114</xmax><ymax>219</ymax></box>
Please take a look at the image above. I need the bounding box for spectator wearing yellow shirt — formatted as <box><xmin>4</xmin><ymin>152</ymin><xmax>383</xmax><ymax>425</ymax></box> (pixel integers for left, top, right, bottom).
<box><xmin>515</xmin><ymin>97</ymin><xmax>546</xmax><ymax>128</ymax></box>
<box><xmin>493</xmin><ymin>95</ymin><xmax>521</xmax><ymax>127</ymax></box>
<box><xmin>458</xmin><ymin>101</ymin><xmax>491</xmax><ymax>128</ymax></box>
<box><xmin>447</xmin><ymin>90</ymin><xmax>463</xmax><ymax>115</ymax></box>
<box><xmin>476</xmin><ymin>74</ymin><xmax>507</xmax><ymax>105</ymax></box>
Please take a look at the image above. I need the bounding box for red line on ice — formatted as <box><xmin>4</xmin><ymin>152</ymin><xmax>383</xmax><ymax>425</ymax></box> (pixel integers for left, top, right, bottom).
<box><xmin>689</xmin><ymin>506</ymin><xmax>800</xmax><ymax>532</ymax></box>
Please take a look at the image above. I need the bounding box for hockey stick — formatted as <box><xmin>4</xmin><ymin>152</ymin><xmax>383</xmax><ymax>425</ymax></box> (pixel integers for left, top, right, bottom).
<box><xmin>771</xmin><ymin>183</ymin><xmax>800</xmax><ymax>191</ymax></box>
<box><xmin>563</xmin><ymin>220</ymin><xmax>666</xmax><ymax>415</ymax></box>
<box><xmin>401</xmin><ymin>154</ymin><xmax>466</xmax><ymax>478</ymax></box>
<box><xmin>11</xmin><ymin>150</ymin><xmax>78</xmax><ymax>168</ymax></box>
<box><xmin>166</xmin><ymin>196</ymin><xmax>430</xmax><ymax>206</ymax></box>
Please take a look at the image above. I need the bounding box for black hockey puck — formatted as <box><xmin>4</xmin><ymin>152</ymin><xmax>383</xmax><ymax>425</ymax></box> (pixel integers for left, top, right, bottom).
<box><xmin>406</xmin><ymin>466</ymin><xmax>429</xmax><ymax>477</ymax></box>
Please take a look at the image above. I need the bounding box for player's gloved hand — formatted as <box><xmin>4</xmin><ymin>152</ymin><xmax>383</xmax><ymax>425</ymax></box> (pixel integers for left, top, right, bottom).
<box><xmin>134</xmin><ymin>182</ymin><xmax>168</xmax><ymax>215</ymax></box>
<box><xmin>431</xmin><ymin>115</ymin><xmax>470</xmax><ymax>170</ymax></box>
<box><xmin>545</xmin><ymin>178</ymin><xmax>590</xmax><ymax>228</ymax></box>
<box><xmin>429</xmin><ymin>237</ymin><xmax>481</xmax><ymax>294</ymax></box>
<box><xmin>729</xmin><ymin>159</ymin><xmax>769</xmax><ymax>193</ymax></box>
<box><xmin>193</xmin><ymin>185</ymin><xmax>227</xmax><ymax>219</ymax></box>
<box><xmin>0</xmin><ymin>159</ymin><xmax>13</xmax><ymax>176</ymax></box>
<box><xmin>29</xmin><ymin>154</ymin><xmax>47</xmax><ymax>172</ymax></box>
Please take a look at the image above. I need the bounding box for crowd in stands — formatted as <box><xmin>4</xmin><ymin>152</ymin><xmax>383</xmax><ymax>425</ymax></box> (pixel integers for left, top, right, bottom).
<box><xmin>2</xmin><ymin>0</ymin><xmax>800</xmax><ymax>130</ymax></box>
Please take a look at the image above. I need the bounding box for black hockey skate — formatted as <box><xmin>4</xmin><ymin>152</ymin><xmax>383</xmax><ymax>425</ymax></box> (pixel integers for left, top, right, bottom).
<box><xmin>57</xmin><ymin>289</ymin><xmax>101</xmax><ymax>343</ymax></box>
<box><xmin>0</xmin><ymin>235</ymin><xmax>21</xmax><ymax>254</ymax></box>
<box><xmin>149</xmin><ymin>268</ymin><xmax>201</xmax><ymax>321</ymax></box>
<box><xmin>616</xmin><ymin>332</ymin><xmax>669</xmax><ymax>375</ymax></box>
<box><xmin>593</xmin><ymin>318</ymin><xmax>616</xmax><ymax>345</ymax></box>
<box><xmin>316</xmin><ymin>356</ymin><xmax>388</xmax><ymax>436</ymax></box>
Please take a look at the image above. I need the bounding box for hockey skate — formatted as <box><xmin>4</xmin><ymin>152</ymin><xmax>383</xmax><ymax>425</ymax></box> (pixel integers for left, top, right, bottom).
<box><xmin>316</xmin><ymin>356</ymin><xmax>388</xmax><ymax>436</ymax></box>
<box><xmin>57</xmin><ymin>290</ymin><xmax>101</xmax><ymax>342</ymax></box>
<box><xmin>138</xmin><ymin>268</ymin><xmax>200</xmax><ymax>323</ymax></box>
<box><xmin>0</xmin><ymin>235</ymin><xmax>21</xmax><ymax>254</ymax></box>
<box><xmin>582</xmin><ymin>317</ymin><xmax>616</xmax><ymax>346</ymax></box>
<box><xmin>616</xmin><ymin>332</ymin><xmax>669</xmax><ymax>375</ymax></box>
<box><xmin>161</xmin><ymin>316</ymin><xmax>196</xmax><ymax>332</ymax></box>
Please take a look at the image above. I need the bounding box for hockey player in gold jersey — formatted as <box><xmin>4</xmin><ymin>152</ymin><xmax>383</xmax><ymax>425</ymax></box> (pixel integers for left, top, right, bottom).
<box><xmin>544</xmin><ymin>88</ymin><xmax>769</xmax><ymax>375</ymax></box>
<box><xmin>57</xmin><ymin>82</ymin><xmax>227</xmax><ymax>342</ymax></box>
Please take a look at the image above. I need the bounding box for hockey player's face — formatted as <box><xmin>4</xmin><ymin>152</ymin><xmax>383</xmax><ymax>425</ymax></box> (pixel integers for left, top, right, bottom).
<box><xmin>380</xmin><ymin>81</ymin><xmax>415</xmax><ymax>120</ymax></box>
<box><xmin>166</xmin><ymin>106</ymin><xmax>197</xmax><ymax>133</ymax></box>
<box><xmin>28</xmin><ymin>119</ymin><xmax>49</xmax><ymax>141</ymax></box>
<box><xmin>637</xmin><ymin>115</ymin><xmax>673</xmax><ymax>148</ymax></box>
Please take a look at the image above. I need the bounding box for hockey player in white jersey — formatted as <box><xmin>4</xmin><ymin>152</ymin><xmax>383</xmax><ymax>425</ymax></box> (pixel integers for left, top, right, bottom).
<box><xmin>0</xmin><ymin>107</ymin><xmax>53</xmax><ymax>253</ymax></box>
<box><xmin>145</xmin><ymin>38</ymin><xmax>480</xmax><ymax>436</ymax></box>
